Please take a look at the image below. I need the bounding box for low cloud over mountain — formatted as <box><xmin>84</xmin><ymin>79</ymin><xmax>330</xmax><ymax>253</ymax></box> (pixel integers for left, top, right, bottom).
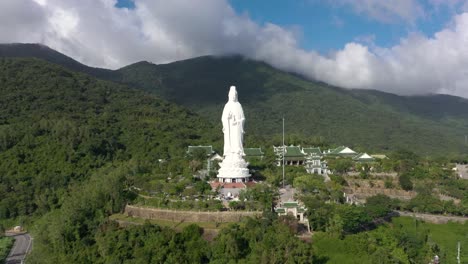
<box><xmin>1</xmin><ymin>0</ymin><xmax>468</xmax><ymax>98</ymax></box>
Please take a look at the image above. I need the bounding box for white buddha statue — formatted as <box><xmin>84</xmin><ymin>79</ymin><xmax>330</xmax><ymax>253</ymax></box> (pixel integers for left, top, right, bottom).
<box><xmin>217</xmin><ymin>86</ymin><xmax>250</xmax><ymax>183</ymax></box>
<box><xmin>222</xmin><ymin>86</ymin><xmax>245</xmax><ymax>157</ymax></box>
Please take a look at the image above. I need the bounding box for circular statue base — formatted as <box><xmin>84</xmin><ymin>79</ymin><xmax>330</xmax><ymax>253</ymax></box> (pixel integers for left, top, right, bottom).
<box><xmin>217</xmin><ymin>154</ymin><xmax>250</xmax><ymax>183</ymax></box>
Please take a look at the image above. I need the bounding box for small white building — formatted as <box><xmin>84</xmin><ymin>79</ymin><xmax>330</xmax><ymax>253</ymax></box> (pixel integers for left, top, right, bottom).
<box><xmin>275</xmin><ymin>201</ymin><xmax>307</xmax><ymax>222</ymax></box>
<box><xmin>303</xmin><ymin>147</ymin><xmax>329</xmax><ymax>175</ymax></box>
<box><xmin>353</xmin><ymin>153</ymin><xmax>375</xmax><ymax>162</ymax></box>
<box><xmin>274</xmin><ymin>145</ymin><xmax>307</xmax><ymax>166</ymax></box>
<box><xmin>325</xmin><ymin>146</ymin><xmax>357</xmax><ymax>157</ymax></box>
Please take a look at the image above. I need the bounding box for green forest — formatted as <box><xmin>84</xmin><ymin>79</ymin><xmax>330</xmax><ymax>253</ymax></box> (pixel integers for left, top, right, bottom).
<box><xmin>0</xmin><ymin>57</ymin><xmax>315</xmax><ymax>263</ymax></box>
<box><xmin>0</xmin><ymin>47</ymin><xmax>467</xmax><ymax>263</ymax></box>
<box><xmin>2</xmin><ymin>44</ymin><xmax>468</xmax><ymax>155</ymax></box>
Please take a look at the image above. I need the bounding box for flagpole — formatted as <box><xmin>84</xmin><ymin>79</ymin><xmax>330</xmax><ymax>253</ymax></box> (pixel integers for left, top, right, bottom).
<box><xmin>282</xmin><ymin>117</ymin><xmax>285</xmax><ymax>189</ymax></box>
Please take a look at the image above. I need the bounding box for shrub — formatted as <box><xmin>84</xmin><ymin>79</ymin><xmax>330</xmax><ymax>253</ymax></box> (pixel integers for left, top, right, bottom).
<box><xmin>399</xmin><ymin>173</ymin><xmax>413</xmax><ymax>191</ymax></box>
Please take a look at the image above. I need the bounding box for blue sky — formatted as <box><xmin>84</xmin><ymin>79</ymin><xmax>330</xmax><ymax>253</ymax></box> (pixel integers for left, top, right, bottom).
<box><xmin>115</xmin><ymin>0</ymin><xmax>458</xmax><ymax>55</ymax></box>
<box><xmin>227</xmin><ymin>0</ymin><xmax>453</xmax><ymax>53</ymax></box>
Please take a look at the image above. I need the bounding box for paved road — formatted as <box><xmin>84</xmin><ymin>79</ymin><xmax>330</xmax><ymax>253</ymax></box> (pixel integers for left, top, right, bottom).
<box><xmin>5</xmin><ymin>232</ymin><xmax>32</xmax><ymax>264</ymax></box>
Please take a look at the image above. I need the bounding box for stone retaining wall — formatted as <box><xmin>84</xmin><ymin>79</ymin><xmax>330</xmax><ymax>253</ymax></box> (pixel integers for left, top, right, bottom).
<box><xmin>397</xmin><ymin>211</ymin><xmax>468</xmax><ymax>224</ymax></box>
<box><xmin>124</xmin><ymin>205</ymin><xmax>262</xmax><ymax>223</ymax></box>
<box><xmin>344</xmin><ymin>187</ymin><xmax>416</xmax><ymax>200</ymax></box>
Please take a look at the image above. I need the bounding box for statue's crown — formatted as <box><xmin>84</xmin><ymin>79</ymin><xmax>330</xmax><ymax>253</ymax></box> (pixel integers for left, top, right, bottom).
<box><xmin>228</xmin><ymin>86</ymin><xmax>237</xmax><ymax>101</ymax></box>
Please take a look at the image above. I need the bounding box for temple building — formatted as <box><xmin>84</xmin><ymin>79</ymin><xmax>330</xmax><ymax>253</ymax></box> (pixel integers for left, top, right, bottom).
<box><xmin>275</xmin><ymin>201</ymin><xmax>310</xmax><ymax>231</ymax></box>
<box><xmin>268</xmin><ymin>144</ymin><xmax>387</xmax><ymax>176</ymax></box>
<box><xmin>273</xmin><ymin>145</ymin><xmax>329</xmax><ymax>175</ymax></box>
<box><xmin>353</xmin><ymin>153</ymin><xmax>375</xmax><ymax>162</ymax></box>
<box><xmin>303</xmin><ymin>147</ymin><xmax>328</xmax><ymax>175</ymax></box>
<box><xmin>187</xmin><ymin>145</ymin><xmax>217</xmax><ymax>174</ymax></box>
<box><xmin>244</xmin><ymin>147</ymin><xmax>265</xmax><ymax>161</ymax></box>
<box><xmin>324</xmin><ymin>146</ymin><xmax>357</xmax><ymax>157</ymax></box>
<box><xmin>273</xmin><ymin>145</ymin><xmax>306</xmax><ymax>166</ymax></box>
<box><xmin>187</xmin><ymin>145</ymin><xmax>215</xmax><ymax>157</ymax></box>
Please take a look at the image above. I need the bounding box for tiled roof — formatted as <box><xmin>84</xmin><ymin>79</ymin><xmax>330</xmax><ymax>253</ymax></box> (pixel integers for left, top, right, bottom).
<box><xmin>285</xmin><ymin>146</ymin><xmax>305</xmax><ymax>157</ymax></box>
<box><xmin>353</xmin><ymin>153</ymin><xmax>375</xmax><ymax>162</ymax></box>
<box><xmin>328</xmin><ymin>146</ymin><xmax>356</xmax><ymax>155</ymax></box>
<box><xmin>303</xmin><ymin>147</ymin><xmax>322</xmax><ymax>155</ymax></box>
<box><xmin>244</xmin><ymin>148</ymin><xmax>264</xmax><ymax>156</ymax></box>
<box><xmin>274</xmin><ymin>145</ymin><xmax>306</xmax><ymax>161</ymax></box>
<box><xmin>187</xmin><ymin>145</ymin><xmax>214</xmax><ymax>156</ymax></box>
<box><xmin>283</xmin><ymin>201</ymin><xmax>299</xmax><ymax>208</ymax></box>
<box><xmin>329</xmin><ymin>146</ymin><xmax>345</xmax><ymax>154</ymax></box>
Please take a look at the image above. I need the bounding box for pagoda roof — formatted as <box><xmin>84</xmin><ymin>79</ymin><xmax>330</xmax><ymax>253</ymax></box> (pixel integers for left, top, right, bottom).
<box><xmin>285</xmin><ymin>146</ymin><xmax>305</xmax><ymax>157</ymax></box>
<box><xmin>328</xmin><ymin>146</ymin><xmax>356</xmax><ymax>155</ymax></box>
<box><xmin>244</xmin><ymin>148</ymin><xmax>264</xmax><ymax>156</ymax></box>
<box><xmin>303</xmin><ymin>147</ymin><xmax>322</xmax><ymax>155</ymax></box>
<box><xmin>187</xmin><ymin>145</ymin><xmax>214</xmax><ymax>156</ymax></box>
<box><xmin>353</xmin><ymin>153</ymin><xmax>375</xmax><ymax>162</ymax></box>
<box><xmin>283</xmin><ymin>201</ymin><xmax>299</xmax><ymax>208</ymax></box>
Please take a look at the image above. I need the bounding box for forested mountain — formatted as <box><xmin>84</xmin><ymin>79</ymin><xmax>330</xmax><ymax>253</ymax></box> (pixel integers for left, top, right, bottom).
<box><xmin>0</xmin><ymin>57</ymin><xmax>217</xmax><ymax>220</ymax></box>
<box><xmin>1</xmin><ymin>45</ymin><xmax>466</xmax><ymax>263</ymax></box>
<box><xmin>0</xmin><ymin>43</ymin><xmax>115</xmax><ymax>79</ymax></box>
<box><xmin>2</xmin><ymin>43</ymin><xmax>468</xmax><ymax>155</ymax></box>
<box><xmin>115</xmin><ymin>57</ymin><xmax>468</xmax><ymax>155</ymax></box>
<box><xmin>0</xmin><ymin>57</ymin><xmax>314</xmax><ymax>263</ymax></box>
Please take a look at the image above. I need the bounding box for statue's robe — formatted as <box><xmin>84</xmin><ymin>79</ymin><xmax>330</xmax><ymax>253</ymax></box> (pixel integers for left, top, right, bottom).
<box><xmin>222</xmin><ymin>101</ymin><xmax>245</xmax><ymax>156</ymax></box>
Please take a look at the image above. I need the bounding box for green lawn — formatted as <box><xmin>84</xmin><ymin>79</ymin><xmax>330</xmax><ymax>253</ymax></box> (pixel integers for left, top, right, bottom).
<box><xmin>312</xmin><ymin>235</ymin><xmax>376</xmax><ymax>264</ymax></box>
<box><xmin>0</xmin><ymin>236</ymin><xmax>13</xmax><ymax>263</ymax></box>
<box><xmin>393</xmin><ymin>217</ymin><xmax>468</xmax><ymax>264</ymax></box>
<box><xmin>313</xmin><ymin>216</ymin><xmax>468</xmax><ymax>264</ymax></box>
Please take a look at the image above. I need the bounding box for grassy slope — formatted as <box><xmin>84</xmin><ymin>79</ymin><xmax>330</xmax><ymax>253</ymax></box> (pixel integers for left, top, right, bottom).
<box><xmin>313</xmin><ymin>216</ymin><xmax>468</xmax><ymax>264</ymax></box>
<box><xmin>0</xmin><ymin>237</ymin><xmax>13</xmax><ymax>263</ymax></box>
<box><xmin>393</xmin><ymin>217</ymin><xmax>468</xmax><ymax>263</ymax></box>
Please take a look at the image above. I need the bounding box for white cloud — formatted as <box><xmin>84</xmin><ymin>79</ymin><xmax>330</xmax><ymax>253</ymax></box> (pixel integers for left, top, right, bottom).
<box><xmin>326</xmin><ymin>0</ymin><xmax>425</xmax><ymax>24</ymax></box>
<box><xmin>1</xmin><ymin>0</ymin><xmax>468</xmax><ymax>98</ymax></box>
<box><xmin>0</xmin><ymin>0</ymin><xmax>48</xmax><ymax>43</ymax></box>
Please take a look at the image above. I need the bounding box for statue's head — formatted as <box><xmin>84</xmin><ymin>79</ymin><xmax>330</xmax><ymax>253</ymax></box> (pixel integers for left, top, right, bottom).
<box><xmin>228</xmin><ymin>86</ymin><xmax>238</xmax><ymax>102</ymax></box>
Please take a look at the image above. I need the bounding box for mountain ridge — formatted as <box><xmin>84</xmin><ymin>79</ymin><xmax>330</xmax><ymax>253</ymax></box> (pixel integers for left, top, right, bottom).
<box><xmin>1</xmin><ymin>43</ymin><xmax>467</xmax><ymax>155</ymax></box>
<box><xmin>0</xmin><ymin>43</ymin><xmax>116</xmax><ymax>79</ymax></box>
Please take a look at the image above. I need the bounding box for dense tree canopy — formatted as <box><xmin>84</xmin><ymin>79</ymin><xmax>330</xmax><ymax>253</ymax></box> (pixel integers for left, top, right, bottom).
<box><xmin>1</xmin><ymin>54</ymin><xmax>467</xmax><ymax>263</ymax></box>
<box><xmin>0</xmin><ymin>58</ymin><xmax>218</xmax><ymax>221</ymax></box>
